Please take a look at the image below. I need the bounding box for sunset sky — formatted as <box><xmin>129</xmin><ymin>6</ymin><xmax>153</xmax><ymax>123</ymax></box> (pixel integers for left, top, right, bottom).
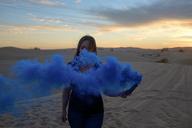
<box><xmin>0</xmin><ymin>0</ymin><xmax>192</xmax><ymax>49</ymax></box>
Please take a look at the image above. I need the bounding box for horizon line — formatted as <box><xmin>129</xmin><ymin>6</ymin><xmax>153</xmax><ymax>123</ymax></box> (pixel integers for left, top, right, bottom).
<box><xmin>1</xmin><ymin>46</ymin><xmax>192</xmax><ymax>51</ymax></box>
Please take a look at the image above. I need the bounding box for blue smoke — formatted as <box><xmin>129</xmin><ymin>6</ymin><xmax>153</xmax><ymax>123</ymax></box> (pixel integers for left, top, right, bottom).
<box><xmin>0</xmin><ymin>49</ymin><xmax>142</xmax><ymax>114</ymax></box>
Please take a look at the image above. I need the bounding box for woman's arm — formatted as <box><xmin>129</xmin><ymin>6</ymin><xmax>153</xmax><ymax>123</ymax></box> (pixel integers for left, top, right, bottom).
<box><xmin>62</xmin><ymin>87</ymin><xmax>71</xmax><ymax>110</ymax></box>
<box><xmin>103</xmin><ymin>84</ymin><xmax>138</xmax><ymax>98</ymax></box>
<box><xmin>103</xmin><ymin>90</ymin><xmax>132</xmax><ymax>98</ymax></box>
<box><xmin>62</xmin><ymin>87</ymin><xmax>71</xmax><ymax>122</ymax></box>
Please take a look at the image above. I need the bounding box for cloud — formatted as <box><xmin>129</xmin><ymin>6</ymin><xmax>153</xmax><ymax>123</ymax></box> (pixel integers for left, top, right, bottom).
<box><xmin>179</xmin><ymin>36</ymin><xmax>192</xmax><ymax>39</ymax></box>
<box><xmin>0</xmin><ymin>0</ymin><xmax>65</xmax><ymax>8</ymax></box>
<box><xmin>75</xmin><ymin>0</ymin><xmax>81</xmax><ymax>4</ymax></box>
<box><xmin>0</xmin><ymin>25</ymin><xmax>75</xmax><ymax>34</ymax></box>
<box><xmin>181</xmin><ymin>21</ymin><xmax>192</xmax><ymax>27</ymax></box>
<box><xmin>30</xmin><ymin>15</ymin><xmax>65</xmax><ymax>24</ymax></box>
<box><xmin>21</xmin><ymin>25</ymin><xmax>71</xmax><ymax>31</ymax></box>
<box><xmin>29</xmin><ymin>0</ymin><xmax>65</xmax><ymax>7</ymax></box>
<box><xmin>92</xmin><ymin>0</ymin><xmax>192</xmax><ymax>27</ymax></box>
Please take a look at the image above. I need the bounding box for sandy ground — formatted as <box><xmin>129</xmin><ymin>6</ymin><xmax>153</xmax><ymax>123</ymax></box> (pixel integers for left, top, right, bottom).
<box><xmin>0</xmin><ymin>47</ymin><xmax>192</xmax><ymax>128</ymax></box>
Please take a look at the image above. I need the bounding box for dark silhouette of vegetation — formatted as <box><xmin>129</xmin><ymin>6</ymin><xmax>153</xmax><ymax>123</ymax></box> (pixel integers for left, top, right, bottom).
<box><xmin>161</xmin><ymin>48</ymin><xmax>169</xmax><ymax>52</ymax></box>
<box><xmin>179</xmin><ymin>49</ymin><xmax>184</xmax><ymax>52</ymax></box>
<box><xmin>34</xmin><ymin>47</ymin><xmax>40</xmax><ymax>51</ymax></box>
<box><xmin>156</xmin><ymin>58</ymin><xmax>169</xmax><ymax>63</ymax></box>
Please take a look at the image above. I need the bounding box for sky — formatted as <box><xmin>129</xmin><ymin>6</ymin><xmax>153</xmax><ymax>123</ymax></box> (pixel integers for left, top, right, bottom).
<box><xmin>0</xmin><ymin>0</ymin><xmax>192</xmax><ymax>49</ymax></box>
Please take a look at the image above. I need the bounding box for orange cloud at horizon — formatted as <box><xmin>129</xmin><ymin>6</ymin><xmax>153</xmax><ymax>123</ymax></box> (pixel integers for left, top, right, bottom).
<box><xmin>0</xmin><ymin>20</ymin><xmax>192</xmax><ymax>49</ymax></box>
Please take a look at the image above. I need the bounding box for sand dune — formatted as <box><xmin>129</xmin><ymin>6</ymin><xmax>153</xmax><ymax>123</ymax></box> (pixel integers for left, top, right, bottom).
<box><xmin>0</xmin><ymin>47</ymin><xmax>192</xmax><ymax>128</ymax></box>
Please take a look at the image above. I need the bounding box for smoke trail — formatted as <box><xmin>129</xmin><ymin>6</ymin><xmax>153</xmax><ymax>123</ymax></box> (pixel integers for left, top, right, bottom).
<box><xmin>0</xmin><ymin>49</ymin><xmax>142</xmax><ymax>114</ymax></box>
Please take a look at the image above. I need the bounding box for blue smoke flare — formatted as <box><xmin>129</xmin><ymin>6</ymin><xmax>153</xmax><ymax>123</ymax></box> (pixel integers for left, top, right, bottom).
<box><xmin>0</xmin><ymin>49</ymin><xmax>142</xmax><ymax>114</ymax></box>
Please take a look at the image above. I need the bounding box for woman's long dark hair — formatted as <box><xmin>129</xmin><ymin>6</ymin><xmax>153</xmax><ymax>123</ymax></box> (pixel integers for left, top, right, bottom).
<box><xmin>75</xmin><ymin>35</ymin><xmax>97</xmax><ymax>57</ymax></box>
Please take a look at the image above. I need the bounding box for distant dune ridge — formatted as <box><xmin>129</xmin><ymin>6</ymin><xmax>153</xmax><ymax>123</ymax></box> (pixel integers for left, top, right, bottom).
<box><xmin>0</xmin><ymin>47</ymin><xmax>192</xmax><ymax>128</ymax></box>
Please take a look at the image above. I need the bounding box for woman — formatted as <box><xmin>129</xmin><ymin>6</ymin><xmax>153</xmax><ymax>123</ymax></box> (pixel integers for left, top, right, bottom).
<box><xmin>62</xmin><ymin>35</ymin><xmax>131</xmax><ymax>128</ymax></box>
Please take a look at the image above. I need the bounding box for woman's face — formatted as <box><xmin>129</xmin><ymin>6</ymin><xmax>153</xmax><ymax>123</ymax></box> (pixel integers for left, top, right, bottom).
<box><xmin>80</xmin><ymin>40</ymin><xmax>93</xmax><ymax>52</ymax></box>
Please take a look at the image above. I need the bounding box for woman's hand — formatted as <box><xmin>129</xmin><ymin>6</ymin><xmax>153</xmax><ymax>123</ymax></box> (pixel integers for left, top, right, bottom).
<box><xmin>120</xmin><ymin>84</ymin><xmax>138</xmax><ymax>98</ymax></box>
<box><xmin>120</xmin><ymin>90</ymin><xmax>132</xmax><ymax>98</ymax></box>
<box><xmin>62</xmin><ymin>110</ymin><xmax>68</xmax><ymax>123</ymax></box>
